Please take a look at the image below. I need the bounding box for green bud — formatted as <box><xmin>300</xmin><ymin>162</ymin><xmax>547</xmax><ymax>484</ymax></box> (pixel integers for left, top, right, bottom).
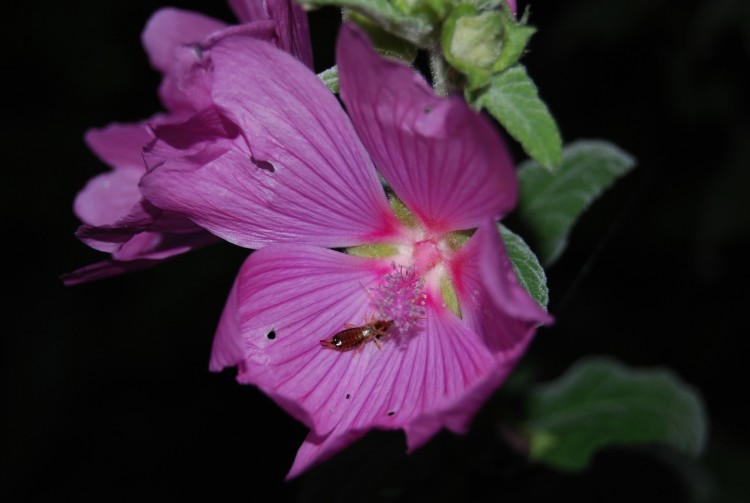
<box><xmin>441</xmin><ymin>3</ymin><xmax>535</xmax><ymax>90</ymax></box>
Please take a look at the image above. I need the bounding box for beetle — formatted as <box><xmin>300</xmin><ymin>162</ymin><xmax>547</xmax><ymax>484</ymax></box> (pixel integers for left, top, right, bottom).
<box><xmin>320</xmin><ymin>315</ymin><xmax>393</xmax><ymax>352</ymax></box>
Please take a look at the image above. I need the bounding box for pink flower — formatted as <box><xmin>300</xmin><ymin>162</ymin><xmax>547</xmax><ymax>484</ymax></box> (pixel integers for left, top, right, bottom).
<box><xmin>508</xmin><ymin>0</ymin><xmax>518</xmax><ymax>16</ymax></box>
<box><xmin>64</xmin><ymin>0</ymin><xmax>312</xmax><ymax>285</ymax></box>
<box><xmin>139</xmin><ymin>24</ymin><xmax>552</xmax><ymax>477</ymax></box>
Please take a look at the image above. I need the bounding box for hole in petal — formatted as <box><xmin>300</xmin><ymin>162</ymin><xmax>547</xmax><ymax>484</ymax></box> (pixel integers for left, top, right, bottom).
<box><xmin>266</xmin><ymin>330</ymin><xmax>276</xmax><ymax>340</ymax></box>
<box><xmin>387</xmin><ymin>411</ymin><xmax>395</xmax><ymax>417</ymax></box>
<box><xmin>251</xmin><ymin>156</ymin><xmax>275</xmax><ymax>173</ymax></box>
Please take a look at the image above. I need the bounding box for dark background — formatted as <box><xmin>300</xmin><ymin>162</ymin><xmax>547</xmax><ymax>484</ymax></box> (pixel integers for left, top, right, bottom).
<box><xmin>4</xmin><ymin>0</ymin><xmax>748</xmax><ymax>500</ymax></box>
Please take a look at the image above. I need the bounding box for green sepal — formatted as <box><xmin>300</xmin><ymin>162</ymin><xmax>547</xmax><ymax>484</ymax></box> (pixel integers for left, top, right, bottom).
<box><xmin>317</xmin><ymin>66</ymin><xmax>339</xmax><ymax>93</ymax></box>
<box><xmin>392</xmin><ymin>0</ymin><xmax>452</xmax><ymax>23</ymax></box>
<box><xmin>303</xmin><ymin>0</ymin><xmax>436</xmax><ymax>47</ymax></box>
<box><xmin>346</xmin><ymin>243</ymin><xmax>399</xmax><ymax>258</ymax></box>
<box><xmin>343</xmin><ymin>9</ymin><xmax>418</xmax><ymax>62</ymax></box>
<box><xmin>499</xmin><ymin>224</ymin><xmax>549</xmax><ymax>310</ymax></box>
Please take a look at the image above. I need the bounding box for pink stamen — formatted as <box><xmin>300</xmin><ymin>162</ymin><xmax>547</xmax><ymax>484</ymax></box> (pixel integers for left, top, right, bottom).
<box><xmin>374</xmin><ymin>263</ymin><xmax>426</xmax><ymax>341</ymax></box>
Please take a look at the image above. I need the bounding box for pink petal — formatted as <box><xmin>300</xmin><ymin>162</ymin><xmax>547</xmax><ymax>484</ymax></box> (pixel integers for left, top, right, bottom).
<box><xmin>61</xmin><ymin>258</ymin><xmax>165</xmax><ymax>286</ymax></box>
<box><xmin>210</xmin><ymin>244</ymin><xmax>394</xmax><ymax>432</ymax></box>
<box><xmin>75</xmin><ymin>201</ymin><xmax>157</xmax><ymax>253</ymax></box>
<box><xmin>450</xmin><ymin>220</ymin><xmax>553</xmax><ymax>353</ymax></box>
<box><xmin>112</xmin><ymin>227</ymin><xmax>215</xmax><ymax>261</ymax></box>
<box><xmin>509</xmin><ymin>1</ymin><xmax>518</xmax><ymax>17</ymax></box>
<box><xmin>209</xmin><ymin>274</ymin><xmax>245</xmax><ymax>373</ymax></box>
<box><xmin>214</xmin><ymin>243</ymin><xmax>525</xmax><ymax>477</ymax></box>
<box><xmin>337</xmin><ymin>24</ymin><xmax>518</xmax><ymax>235</ymax></box>
<box><xmin>84</xmin><ymin>122</ymin><xmax>153</xmax><ymax>172</ymax></box>
<box><xmin>75</xmin><ymin>195</ymin><xmax>208</xmax><ymax>256</ymax></box>
<box><xmin>286</xmin><ymin>300</ymin><xmax>507</xmax><ymax>478</ymax></box>
<box><xmin>64</xmin><ymin>230</ymin><xmax>217</xmax><ymax>285</ymax></box>
<box><xmin>142</xmin><ymin>8</ymin><xmax>226</xmax><ymax>75</ymax></box>
<box><xmin>74</xmin><ymin>170</ymin><xmax>143</xmax><ymax>227</ymax></box>
<box><xmin>228</xmin><ymin>0</ymin><xmax>313</xmax><ymax>68</ymax></box>
<box><xmin>142</xmin><ymin>8</ymin><xmax>276</xmax><ymax>114</ymax></box>
<box><xmin>141</xmin><ymin>37</ymin><xmax>402</xmax><ymax>248</ymax></box>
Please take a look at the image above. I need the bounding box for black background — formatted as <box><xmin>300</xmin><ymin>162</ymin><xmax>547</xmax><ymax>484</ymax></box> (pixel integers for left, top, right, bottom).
<box><xmin>4</xmin><ymin>0</ymin><xmax>749</xmax><ymax>501</ymax></box>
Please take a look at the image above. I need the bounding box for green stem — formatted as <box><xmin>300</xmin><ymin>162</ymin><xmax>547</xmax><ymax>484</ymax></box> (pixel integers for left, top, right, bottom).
<box><xmin>429</xmin><ymin>49</ymin><xmax>465</xmax><ymax>96</ymax></box>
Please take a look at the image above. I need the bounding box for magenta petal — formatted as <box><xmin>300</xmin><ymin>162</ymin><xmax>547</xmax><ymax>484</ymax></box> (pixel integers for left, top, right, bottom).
<box><xmin>62</xmin><ymin>258</ymin><xmax>164</xmax><ymax>286</ymax></box>
<box><xmin>64</xmin><ymin>230</ymin><xmax>217</xmax><ymax>285</ymax></box>
<box><xmin>451</xmin><ymin>220</ymin><xmax>552</xmax><ymax>354</ymax></box>
<box><xmin>338</xmin><ymin>24</ymin><xmax>518</xmax><ymax>234</ymax></box>
<box><xmin>507</xmin><ymin>0</ymin><xmax>517</xmax><ymax>17</ymax></box>
<box><xmin>216</xmin><ymin>243</ymin><xmax>519</xmax><ymax>477</ymax></box>
<box><xmin>141</xmin><ymin>37</ymin><xmax>401</xmax><ymax>248</ymax></box>
<box><xmin>142</xmin><ymin>8</ymin><xmax>225</xmax><ymax>75</ymax></box>
<box><xmin>84</xmin><ymin>122</ymin><xmax>152</xmax><ymax>172</ymax></box>
<box><xmin>74</xmin><ymin>201</ymin><xmax>157</xmax><ymax>253</ymax></box>
<box><xmin>74</xmin><ymin>170</ymin><xmax>143</xmax><ymax>227</ymax></box>
<box><xmin>286</xmin><ymin>300</ymin><xmax>506</xmax><ymax>477</ymax></box>
<box><xmin>228</xmin><ymin>0</ymin><xmax>313</xmax><ymax>68</ymax></box>
<box><xmin>209</xmin><ymin>275</ymin><xmax>244</xmax><ymax>373</ymax></box>
<box><xmin>209</xmin><ymin>245</ymin><xmax>393</xmax><ymax>432</ymax></box>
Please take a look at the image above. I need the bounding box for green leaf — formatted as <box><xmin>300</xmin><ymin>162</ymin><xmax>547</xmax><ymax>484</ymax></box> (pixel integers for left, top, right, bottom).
<box><xmin>526</xmin><ymin>357</ymin><xmax>708</xmax><ymax>471</ymax></box>
<box><xmin>475</xmin><ymin>64</ymin><xmax>562</xmax><ymax>170</ymax></box>
<box><xmin>317</xmin><ymin>66</ymin><xmax>339</xmax><ymax>93</ymax></box>
<box><xmin>516</xmin><ymin>139</ymin><xmax>636</xmax><ymax>265</ymax></box>
<box><xmin>303</xmin><ymin>0</ymin><xmax>436</xmax><ymax>47</ymax></box>
<box><xmin>499</xmin><ymin>224</ymin><xmax>549</xmax><ymax>309</ymax></box>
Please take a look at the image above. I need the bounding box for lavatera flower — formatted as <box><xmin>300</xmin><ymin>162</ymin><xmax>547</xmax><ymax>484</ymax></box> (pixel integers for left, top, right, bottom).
<box><xmin>139</xmin><ymin>24</ymin><xmax>553</xmax><ymax>478</ymax></box>
<box><xmin>63</xmin><ymin>0</ymin><xmax>312</xmax><ymax>285</ymax></box>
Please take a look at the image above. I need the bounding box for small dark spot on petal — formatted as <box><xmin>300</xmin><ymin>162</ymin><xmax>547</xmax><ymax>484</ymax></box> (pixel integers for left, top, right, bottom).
<box><xmin>423</xmin><ymin>106</ymin><xmax>432</xmax><ymax>114</ymax></box>
<box><xmin>267</xmin><ymin>330</ymin><xmax>276</xmax><ymax>340</ymax></box>
<box><xmin>387</xmin><ymin>411</ymin><xmax>395</xmax><ymax>416</ymax></box>
<box><xmin>345</xmin><ymin>394</ymin><xmax>351</xmax><ymax>399</ymax></box>
<box><xmin>251</xmin><ymin>156</ymin><xmax>275</xmax><ymax>172</ymax></box>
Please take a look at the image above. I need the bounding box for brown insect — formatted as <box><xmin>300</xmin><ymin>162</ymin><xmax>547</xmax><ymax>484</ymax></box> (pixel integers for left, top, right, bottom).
<box><xmin>320</xmin><ymin>315</ymin><xmax>393</xmax><ymax>352</ymax></box>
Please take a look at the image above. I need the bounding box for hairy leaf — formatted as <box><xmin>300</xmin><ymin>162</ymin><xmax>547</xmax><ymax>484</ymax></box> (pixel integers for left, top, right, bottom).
<box><xmin>517</xmin><ymin>139</ymin><xmax>636</xmax><ymax>265</ymax></box>
<box><xmin>526</xmin><ymin>357</ymin><xmax>708</xmax><ymax>471</ymax></box>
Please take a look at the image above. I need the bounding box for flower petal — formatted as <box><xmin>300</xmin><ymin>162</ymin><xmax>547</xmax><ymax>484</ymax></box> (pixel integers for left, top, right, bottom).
<box><xmin>141</xmin><ymin>37</ymin><xmax>402</xmax><ymax>248</ymax></box>
<box><xmin>142</xmin><ymin>8</ymin><xmax>226</xmax><ymax>75</ymax></box>
<box><xmin>75</xmin><ymin>193</ymin><xmax>208</xmax><ymax>257</ymax></box>
<box><xmin>286</xmin><ymin>300</ymin><xmax>507</xmax><ymax>478</ymax></box>
<box><xmin>75</xmin><ymin>201</ymin><xmax>157</xmax><ymax>253</ymax></box>
<box><xmin>61</xmin><ymin>257</ymin><xmax>165</xmax><ymax>286</ymax></box>
<box><xmin>209</xmin><ymin>244</ymin><xmax>393</xmax><ymax>433</ymax></box>
<box><xmin>507</xmin><ymin>0</ymin><xmax>517</xmax><ymax>16</ymax></box>
<box><xmin>337</xmin><ymin>24</ymin><xmax>518</xmax><ymax>234</ymax></box>
<box><xmin>64</xmin><ymin>230</ymin><xmax>217</xmax><ymax>285</ymax></box>
<box><xmin>84</xmin><ymin>122</ymin><xmax>153</xmax><ymax>172</ymax></box>
<box><xmin>228</xmin><ymin>0</ymin><xmax>313</xmax><ymax>68</ymax></box>
<box><xmin>450</xmin><ymin>220</ymin><xmax>553</xmax><ymax>354</ymax></box>
<box><xmin>215</xmin><ymin>243</ymin><xmax>521</xmax><ymax>477</ymax></box>
<box><xmin>74</xmin><ymin>170</ymin><xmax>143</xmax><ymax>227</ymax></box>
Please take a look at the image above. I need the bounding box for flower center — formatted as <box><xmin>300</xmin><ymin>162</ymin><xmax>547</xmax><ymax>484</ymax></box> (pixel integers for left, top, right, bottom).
<box><xmin>412</xmin><ymin>239</ymin><xmax>442</xmax><ymax>274</ymax></box>
<box><xmin>373</xmin><ymin>263</ymin><xmax>426</xmax><ymax>340</ymax></box>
